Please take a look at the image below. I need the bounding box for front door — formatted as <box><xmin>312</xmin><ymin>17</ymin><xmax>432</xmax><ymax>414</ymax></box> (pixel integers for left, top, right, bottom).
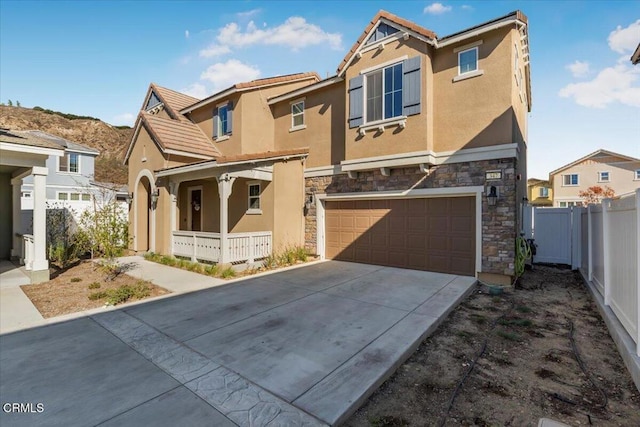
<box><xmin>190</xmin><ymin>189</ymin><xmax>202</xmax><ymax>231</ymax></box>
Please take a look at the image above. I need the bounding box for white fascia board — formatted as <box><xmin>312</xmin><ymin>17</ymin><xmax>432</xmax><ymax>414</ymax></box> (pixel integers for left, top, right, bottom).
<box><xmin>164</xmin><ymin>149</ymin><xmax>214</xmax><ymax>161</ymax></box>
<box><xmin>268</xmin><ymin>77</ymin><xmax>343</xmax><ymax>105</ymax></box>
<box><xmin>228</xmin><ymin>169</ymin><xmax>273</xmax><ymax>182</ymax></box>
<box><xmin>436</xmin><ymin>18</ymin><xmax>524</xmax><ymax>48</ymax></box>
<box><xmin>304</xmin><ymin>165</ymin><xmax>342</xmax><ymax>178</ymax></box>
<box><xmin>316</xmin><ymin>186</ymin><xmax>484</xmax><ymax>201</ymax></box>
<box><xmin>0</xmin><ymin>142</ymin><xmax>64</xmax><ymax>157</ymax></box>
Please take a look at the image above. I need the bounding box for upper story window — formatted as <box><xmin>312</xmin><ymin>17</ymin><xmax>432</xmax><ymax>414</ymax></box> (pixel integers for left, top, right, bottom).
<box><xmin>247</xmin><ymin>182</ymin><xmax>261</xmax><ymax>214</ymax></box>
<box><xmin>636</xmin><ymin>169</ymin><xmax>640</xmax><ymax>180</ymax></box>
<box><xmin>598</xmin><ymin>171</ymin><xmax>610</xmax><ymax>182</ymax></box>
<box><xmin>348</xmin><ymin>56</ymin><xmax>421</xmax><ymax>130</ymax></box>
<box><xmin>458</xmin><ymin>47</ymin><xmax>478</xmax><ymax>75</ymax></box>
<box><xmin>539</xmin><ymin>187</ymin><xmax>549</xmax><ymax>198</ymax></box>
<box><xmin>213</xmin><ymin>102</ymin><xmax>232</xmax><ymax>140</ymax></box>
<box><xmin>291</xmin><ymin>100</ymin><xmax>305</xmax><ymax>131</ymax></box>
<box><xmin>366</xmin><ymin>23</ymin><xmax>399</xmax><ymax>45</ymax></box>
<box><xmin>58</xmin><ymin>152</ymin><xmax>79</xmax><ymax>174</ymax></box>
<box><xmin>563</xmin><ymin>174</ymin><xmax>579</xmax><ymax>186</ymax></box>
<box><xmin>366</xmin><ymin>63</ymin><xmax>402</xmax><ymax>122</ymax></box>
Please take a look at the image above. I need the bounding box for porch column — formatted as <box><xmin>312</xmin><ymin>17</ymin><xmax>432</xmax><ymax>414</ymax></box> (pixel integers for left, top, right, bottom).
<box><xmin>169</xmin><ymin>181</ymin><xmax>179</xmax><ymax>257</ymax></box>
<box><xmin>31</xmin><ymin>166</ymin><xmax>49</xmax><ymax>283</ymax></box>
<box><xmin>10</xmin><ymin>177</ymin><xmax>22</xmax><ymax>260</ymax></box>
<box><xmin>217</xmin><ymin>175</ymin><xmax>236</xmax><ymax>264</ymax></box>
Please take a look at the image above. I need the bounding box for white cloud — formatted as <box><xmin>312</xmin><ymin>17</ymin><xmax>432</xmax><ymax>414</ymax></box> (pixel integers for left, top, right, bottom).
<box><xmin>185</xmin><ymin>30</ymin><xmax>190</xmax><ymax>39</ymax></box>
<box><xmin>608</xmin><ymin>20</ymin><xmax>640</xmax><ymax>54</ymax></box>
<box><xmin>200</xmin><ymin>59</ymin><xmax>261</xmax><ymax>91</ymax></box>
<box><xmin>424</xmin><ymin>3</ymin><xmax>452</xmax><ymax>15</ymax></box>
<box><xmin>199</xmin><ymin>44</ymin><xmax>231</xmax><ymax>58</ymax></box>
<box><xmin>216</xmin><ymin>17</ymin><xmax>342</xmax><ymax>51</ymax></box>
<box><xmin>113</xmin><ymin>113</ymin><xmax>135</xmax><ymax>126</ymax></box>
<box><xmin>237</xmin><ymin>8</ymin><xmax>261</xmax><ymax>19</ymax></box>
<box><xmin>559</xmin><ymin>63</ymin><xmax>640</xmax><ymax>108</ymax></box>
<box><xmin>180</xmin><ymin>83</ymin><xmax>208</xmax><ymax>99</ymax></box>
<box><xmin>461</xmin><ymin>5</ymin><xmax>474</xmax><ymax>11</ymax></box>
<box><xmin>566</xmin><ymin>60</ymin><xmax>590</xmax><ymax>78</ymax></box>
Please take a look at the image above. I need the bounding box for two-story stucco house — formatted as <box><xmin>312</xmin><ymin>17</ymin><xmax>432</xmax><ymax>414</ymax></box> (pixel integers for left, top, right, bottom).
<box><xmin>125</xmin><ymin>10</ymin><xmax>531</xmax><ymax>285</ymax></box>
<box><xmin>527</xmin><ymin>178</ymin><xmax>553</xmax><ymax>207</ymax></box>
<box><xmin>550</xmin><ymin>149</ymin><xmax>640</xmax><ymax>207</ymax></box>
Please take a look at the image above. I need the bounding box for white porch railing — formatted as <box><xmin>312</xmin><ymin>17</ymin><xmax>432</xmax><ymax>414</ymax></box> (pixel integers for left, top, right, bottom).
<box><xmin>172</xmin><ymin>230</ymin><xmax>272</xmax><ymax>264</ymax></box>
<box><xmin>22</xmin><ymin>234</ymin><xmax>34</xmax><ymax>270</ymax></box>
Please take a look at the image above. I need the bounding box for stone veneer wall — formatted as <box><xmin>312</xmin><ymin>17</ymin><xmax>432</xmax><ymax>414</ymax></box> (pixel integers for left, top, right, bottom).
<box><xmin>304</xmin><ymin>159</ymin><xmax>518</xmax><ymax>276</ymax></box>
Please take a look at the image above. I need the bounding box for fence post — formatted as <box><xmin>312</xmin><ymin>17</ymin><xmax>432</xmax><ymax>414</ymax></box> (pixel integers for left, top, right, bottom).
<box><xmin>587</xmin><ymin>204</ymin><xmax>593</xmax><ymax>281</ymax></box>
<box><xmin>635</xmin><ymin>189</ymin><xmax>640</xmax><ymax>357</ymax></box>
<box><xmin>248</xmin><ymin>234</ymin><xmax>255</xmax><ymax>264</ymax></box>
<box><xmin>191</xmin><ymin>232</ymin><xmax>197</xmax><ymax>263</ymax></box>
<box><xmin>602</xmin><ymin>198</ymin><xmax>611</xmax><ymax>307</ymax></box>
<box><xmin>571</xmin><ymin>208</ymin><xmax>581</xmax><ymax>270</ymax></box>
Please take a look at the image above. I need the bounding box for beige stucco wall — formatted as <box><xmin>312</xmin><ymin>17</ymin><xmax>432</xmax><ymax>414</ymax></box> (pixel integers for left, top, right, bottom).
<box><xmin>344</xmin><ymin>37</ymin><xmax>431</xmax><ymax>161</ymax></box>
<box><xmin>228</xmin><ymin>178</ymin><xmax>274</xmax><ymax>234</ymax></box>
<box><xmin>189</xmin><ymin>93</ymin><xmax>243</xmax><ymax>157</ymax></box>
<box><xmin>272</xmin><ymin>159</ymin><xmax>305</xmax><ymax>250</ymax></box>
<box><xmin>273</xmin><ymin>82</ymin><xmax>346</xmax><ymax>168</ymax></box>
<box><xmin>552</xmin><ymin>159</ymin><xmax>640</xmax><ymax>205</ymax></box>
<box><xmin>433</xmin><ymin>27</ymin><xmax>514</xmax><ymax>153</ymax></box>
<box><xmin>177</xmin><ymin>179</ymin><xmax>220</xmax><ymax>232</ymax></box>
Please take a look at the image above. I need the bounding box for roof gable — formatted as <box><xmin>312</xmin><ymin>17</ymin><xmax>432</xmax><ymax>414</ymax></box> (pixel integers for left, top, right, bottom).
<box><xmin>145</xmin><ymin>92</ymin><xmax>162</xmax><ymax>111</ymax></box>
<box><xmin>140</xmin><ymin>83</ymin><xmax>199</xmax><ymax>122</ymax></box>
<box><xmin>549</xmin><ymin>149</ymin><xmax>640</xmax><ymax>176</ymax></box>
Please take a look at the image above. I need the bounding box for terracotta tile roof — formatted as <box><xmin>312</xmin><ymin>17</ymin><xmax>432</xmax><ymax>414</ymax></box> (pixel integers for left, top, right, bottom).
<box><xmin>337</xmin><ymin>10</ymin><xmax>437</xmax><ymax>74</ymax></box>
<box><xmin>140</xmin><ymin>112</ymin><xmax>221</xmax><ymax>158</ymax></box>
<box><xmin>0</xmin><ymin>128</ymin><xmax>63</xmax><ymax>151</ymax></box>
<box><xmin>234</xmin><ymin>72</ymin><xmax>320</xmax><ymax>90</ymax></box>
<box><xmin>216</xmin><ymin>148</ymin><xmax>309</xmax><ymax>164</ymax></box>
<box><xmin>438</xmin><ymin>10</ymin><xmax>526</xmax><ymax>42</ymax></box>
<box><xmin>152</xmin><ymin>84</ymin><xmax>200</xmax><ymax>112</ymax></box>
<box><xmin>632</xmin><ymin>43</ymin><xmax>640</xmax><ymax>65</ymax></box>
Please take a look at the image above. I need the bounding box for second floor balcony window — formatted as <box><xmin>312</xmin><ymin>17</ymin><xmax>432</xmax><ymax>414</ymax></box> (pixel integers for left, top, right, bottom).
<box><xmin>366</xmin><ymin>63</ymin><xmax>403</xmax><ymax>122</ymax></box>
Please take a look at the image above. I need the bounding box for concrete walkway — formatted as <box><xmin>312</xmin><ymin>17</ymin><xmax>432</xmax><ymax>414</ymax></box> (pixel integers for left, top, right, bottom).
<box><xmin>0</xmin><ymin>260</ymin><xmax>44</xmax><ymax>333</ymax></box>
<box><xmin>1</xmin><ymin>261</ymin><xmax>476</xmax><ymax>426</ymax></box>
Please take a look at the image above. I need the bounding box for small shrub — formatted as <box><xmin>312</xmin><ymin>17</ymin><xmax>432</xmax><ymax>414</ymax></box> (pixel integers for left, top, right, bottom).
<box><xmin>88</xmin><ymin>291</ymin><xmax>108</xmax><ymax>301</ymax></box>
<box><xmin>205</xmin><ymin>264</ymin><xmax>220</xmax><ymax>276</ymax></box>
<box><xmin>88</xmin><ymin>282</ymin><xmax>101</xmax><ymax>289</ymax></box>
<box><xmin>294</xmin><ymin>246</ymin><xmax>308</xmax><ymax>262</ymax></box>
<box><xmin>70</xmin><ymin>277</ymin><xmax>82</xmax><ymax>283</ymax></box>
<box><xmin>263</xmin><ymin>253</ymin><xmax>279</xmax><ymax>269</ymax></box>
<box><xmin>178</xmin><ymin>259</ymin><xmax>191</xmax><ymax>269</ymax></box>
<box><xmin>221</xmin><ymin>267</ymin><xmax>236</xmax><ymax>279</ymax></box>
<box><xmin>160</xmin><ymin>255</ymin><xmax>175</xmax><ymax>266</ymax></box>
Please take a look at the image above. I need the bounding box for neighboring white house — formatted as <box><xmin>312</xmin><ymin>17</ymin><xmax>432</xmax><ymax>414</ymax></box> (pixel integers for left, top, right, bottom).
<box><xmin>17</xmin><ymin>131</ymin><xmax>128</xmax><ymax>233</ymax></box>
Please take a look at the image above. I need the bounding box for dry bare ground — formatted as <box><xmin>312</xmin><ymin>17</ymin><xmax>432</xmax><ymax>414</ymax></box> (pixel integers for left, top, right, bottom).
<box><xmin>21</xmin><ymin>261</ymin><xmax>169</xmax><ymax>318</ymax></box>
<box><xmin>346</xmin><ymin>266</ymin><xmax>640</xmax><ymax>426</ymax></box>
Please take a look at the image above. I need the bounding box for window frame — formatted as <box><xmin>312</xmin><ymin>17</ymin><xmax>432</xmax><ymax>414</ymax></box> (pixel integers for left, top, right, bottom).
<box><xmin>598</xmin><ymin>171</ymin><xmax>610</xmax><ymax>183</ymax></box>
<box><xmin>635</xmin><ymin>169</ymin><xmax>640</xmax><ymax>180</ymax></box>
<box><xmin>539</xmin><ymin>187</ymin><xmax>549</xmax><ymax>198</ymax></box>
<box><xmin>58</xmin><ymin>152</ymin><xmax>80</xmax><ymax>174</ymax></box>
<box><xmin>562</xmin><ymin>174</ymin><xmax>579</xmax><ymax>186</ymax></box>
<box><xmin>290</xmin><ymin>99</ymin><xmax>306</xmax><ymax>131</ymax></box>
<box><xmin>363</xmin><ymin>61</ymin><xmax>403</xmax><ymax>124</ymax></box>
<box><xmin>458</xmin><ymin>47</ymin><xmax>479</xmax><ymax>76</ymax></box>
<box><xmin>247</xmin><ymin>181</ymin><xmax>262</xmax><ymax>215</ymax></box>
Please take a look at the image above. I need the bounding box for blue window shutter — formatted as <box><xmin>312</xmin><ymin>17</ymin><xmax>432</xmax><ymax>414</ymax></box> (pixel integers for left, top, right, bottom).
<box><xmin>213</xmin><ymin>109</ymin><xmax>218</xmax><ymax>138</ymax></box>
<box><xmin>348</xmin><ymin>75</ymin><xmax>364</xmax><ymax>128</ymax></box>
<box><xmin>226</xmin><ymin>101</ymin><xmax>233</xmax><ymax>135</ymax></box>
<box><xmin>402</xmin><ymin>56</ymin><xmax>421</xmax><ymax>116</ymax></box>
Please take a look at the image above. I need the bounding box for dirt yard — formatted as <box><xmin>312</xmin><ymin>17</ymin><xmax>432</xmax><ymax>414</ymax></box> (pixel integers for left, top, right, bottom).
<box><xmin>346</xmin><ymin>266</ymin><xmax>640</xmax><ymax>426</ymax></box>
<box><xmin>21</xmin><ymin>260</ymin><xmax>169</xmax><ymax>318</ymax></box>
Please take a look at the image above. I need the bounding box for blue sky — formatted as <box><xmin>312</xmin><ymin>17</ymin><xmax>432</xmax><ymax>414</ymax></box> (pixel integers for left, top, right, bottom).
<box><xmin>1</xmin><ymin>0</ymin><xmax>638</xmax><ymax>179</ymax></box>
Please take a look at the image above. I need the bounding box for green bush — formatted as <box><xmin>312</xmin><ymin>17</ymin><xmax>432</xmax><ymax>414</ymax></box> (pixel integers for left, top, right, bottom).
<box><xmin>88</xmin><ymin>282</ymin><xmax>101</xmax><ymax>289</ymax></box>
<box><xmin>70</xmin><ymin>277</ymin><xmax>82</xmax><ymax>283</ymax></box>
<box><xmin>221</xmin><ymin>267</ymin><xmax>236</xmax><ymax>279</ymax></box>
<box><xmin>205</xmin><ymin>264</ymin><xmax>220</xmax><ymax>276</ymax></box>
<box><xmin>87</xmin><ymin>282</ymin><xmax>151</xmax><ymax>305</ymax></box>
<box><xmin>88</xmin><ymin>291</ymin><xmax>108</xmax><ymax>301</ymax></box>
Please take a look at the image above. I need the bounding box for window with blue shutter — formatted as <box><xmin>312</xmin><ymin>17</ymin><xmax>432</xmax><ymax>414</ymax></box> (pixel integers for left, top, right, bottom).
<box><xmin>402</xmin><ymin>56</ymin><xmax>421</xmax><ymax>116</ymax></box>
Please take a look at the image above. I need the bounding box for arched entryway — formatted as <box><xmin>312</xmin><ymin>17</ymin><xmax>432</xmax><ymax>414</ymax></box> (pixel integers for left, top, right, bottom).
<box><xmin>134</xmin><ymin>170</ymin><xmax>154</xmax><ymax>252</ymax></box>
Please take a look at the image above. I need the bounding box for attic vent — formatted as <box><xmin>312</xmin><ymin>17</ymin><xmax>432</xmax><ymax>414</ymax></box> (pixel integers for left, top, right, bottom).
<box><xmin>366</xmin><ymin>23</ymin><xmax>400</xmax><ymax>45</ymax></box>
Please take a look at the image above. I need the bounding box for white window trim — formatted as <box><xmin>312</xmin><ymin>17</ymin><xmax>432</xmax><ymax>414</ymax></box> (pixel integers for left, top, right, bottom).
<box><xmin>562</xmin><ymin>174</ymin><xmax>579</xmax><ymax>187</ymax></box>
<box><xmin>57</xmin><ymin>152</ymin><xmax>81</xmax><ymax>175</ymax></box>
<box><xmin>290</xmin><ymin>98</ymin><xmax>306</xmax><ymax>132</ymax></box>
<box><xmin>635</xmin><ymin>169</ymin><xmax>640</xmax><ymax>181</ymax></box>
<box><xmin>362</xmin><ymin>59</ymin><xmax>405</xmax><ymax>125</ymax></box>
<box><xmin>597</xmin><ymin>171</ymin><xmax>610</xmax><ymax>183</ymax></box>
<box><xmin>539</xmin><ymin>187</ymin><xmax>549</xmax><ymax>198</ymax></box>
<box><xmin>21</xmin><ymin>191</ymin><xmax>32</xmax><ymax>198</ymax></box>
<box><xmin>457</xmin><ymin>46</ymin><xmax>480</xmax><ymax>76</ymax></box>
<box><xmin>215</xmin><ymin>101</ymin><xmax>230</xmax><ymax>141</ymax></box>
<box><xmin>247</xmin><ymin>181</ymin><xmax>262</xmax><ymax>215</ymax></box>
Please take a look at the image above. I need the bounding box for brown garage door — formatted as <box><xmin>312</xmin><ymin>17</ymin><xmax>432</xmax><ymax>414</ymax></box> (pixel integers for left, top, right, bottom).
<box><xmin>325</xmin><ymin>197</ymin><xmax>475</xmax><ymax>276</ymax></box>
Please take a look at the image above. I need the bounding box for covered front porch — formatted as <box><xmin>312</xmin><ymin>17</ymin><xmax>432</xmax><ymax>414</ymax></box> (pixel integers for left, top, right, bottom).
<box><xmin>0</xmin><ymin>130</ymin><xmax>64</xmax><ymax>283</ymax></box>
<box><xmin>135</xmin><ymin>149</ymin><xmax>307</xmax><ymax>265</ymax></box>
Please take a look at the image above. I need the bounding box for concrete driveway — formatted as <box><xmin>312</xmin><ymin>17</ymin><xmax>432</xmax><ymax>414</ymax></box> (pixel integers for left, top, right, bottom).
<box><xmin>0</xmin><ymin>261</ymin><xmax>475</xmax><ymax>426</ymax></box>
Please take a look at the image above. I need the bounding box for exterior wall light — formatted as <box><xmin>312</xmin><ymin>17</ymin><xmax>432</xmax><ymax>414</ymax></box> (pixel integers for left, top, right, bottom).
<box><xmin>305</xmin><ymin>194</ymin><xmax>314</xmax><ymax>210</ymax></box>
<box><xmin>487</xmin><ymin>185</ymin><xmax>498</xmax><ymax>206</ymax></box>
<box><xmin>125</xmin><ymin>192</ymin><xmax>134</xmax><ymax>206</ymax></box>
<box><xmin>151</xmin><ymin>188</ymin><xmax>160</xmax><ymax>205</ymax></box>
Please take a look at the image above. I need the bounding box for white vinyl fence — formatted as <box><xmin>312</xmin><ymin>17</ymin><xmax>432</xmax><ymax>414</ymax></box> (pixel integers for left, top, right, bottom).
<box><xmin>581</xmin><ymin>190</ymin><xmax>640</xmax><ymax>356</ymax></box>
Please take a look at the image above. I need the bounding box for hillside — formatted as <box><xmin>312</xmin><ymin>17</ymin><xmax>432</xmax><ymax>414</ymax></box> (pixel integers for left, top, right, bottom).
<box><xmin>0</xmin><ymin>105</ymin><xmax>133</xmax><ymax>185</ymax></box>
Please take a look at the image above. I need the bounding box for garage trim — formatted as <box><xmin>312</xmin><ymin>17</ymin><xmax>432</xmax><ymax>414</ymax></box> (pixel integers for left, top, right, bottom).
<box><xmin>315</xmin><ymin>186</ymin><xmax>483</xmax><ymax>276</ymax></box>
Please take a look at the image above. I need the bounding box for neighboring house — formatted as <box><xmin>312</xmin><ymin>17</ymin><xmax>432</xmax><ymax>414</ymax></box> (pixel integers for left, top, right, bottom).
<box><xmin>527</xmin><ymin>178</ymin><xmax>553</xmax><ymax>206</ymax></box>
<box><xmin>0</xmin><ymin>129</ymin><xmax>64</xmax><ymax>283</ymax></box>
<box><xmin>550</xmin><ymin>149</ymin><xmax>640</xmax><ymax>207</ymax></box>
<box><xmin>126</xmin><ymin>10</ymin><xmax>531</xmax><ymax>285</ymax></box>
